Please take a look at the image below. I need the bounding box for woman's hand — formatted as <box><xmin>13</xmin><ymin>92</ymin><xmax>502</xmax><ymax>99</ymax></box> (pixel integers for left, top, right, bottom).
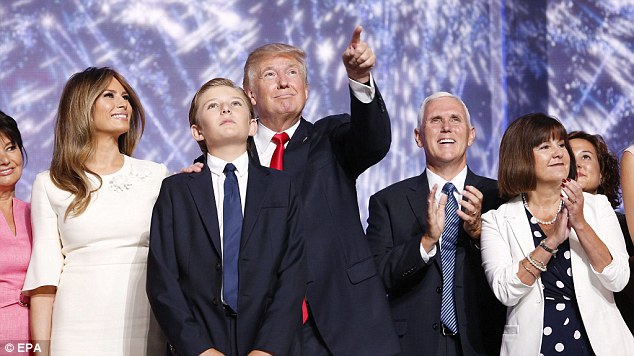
<box><xmin>547</xmin><ymin>205</ymin><xmax>571</xmax><ymax>248</ymax></box>
<box><xmin>561</xmin><ymin>178</ymin><xmax>586</xmax><ymax>229</ymax></box>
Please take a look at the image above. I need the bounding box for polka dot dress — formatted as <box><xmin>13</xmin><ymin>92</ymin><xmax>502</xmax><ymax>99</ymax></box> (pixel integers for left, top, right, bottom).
<box><xmin>524</xmin><ymin>209</ymin><xmax>595</xmax><ymax>355</ymax></box>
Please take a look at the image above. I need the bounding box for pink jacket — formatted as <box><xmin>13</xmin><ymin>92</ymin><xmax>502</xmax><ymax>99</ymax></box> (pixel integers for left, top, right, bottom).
<box><xmin>0</xmin><ymin>198</ymin><xmax>32</xmax><ymax>342</ymax></box>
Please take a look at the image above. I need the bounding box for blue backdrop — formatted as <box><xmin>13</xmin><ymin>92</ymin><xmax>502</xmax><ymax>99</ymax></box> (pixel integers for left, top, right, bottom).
<box><xmin>1</xmin><ymin>0</ymin><xmax>632</xmax><ymax>225</ymax></box>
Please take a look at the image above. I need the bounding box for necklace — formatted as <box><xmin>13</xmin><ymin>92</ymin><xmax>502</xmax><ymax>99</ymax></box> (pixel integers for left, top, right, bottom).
<box><xmin>521</xmin><ymin>193</ymin><xmax>563</xmax><ymax>225</ymax></box>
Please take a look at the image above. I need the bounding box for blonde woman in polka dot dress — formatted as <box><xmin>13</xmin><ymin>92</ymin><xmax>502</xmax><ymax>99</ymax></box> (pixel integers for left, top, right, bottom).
<box><xmin>480</xmin><ymin>113</ymin><xmax>634</xmax><ymax>356</ymax></box>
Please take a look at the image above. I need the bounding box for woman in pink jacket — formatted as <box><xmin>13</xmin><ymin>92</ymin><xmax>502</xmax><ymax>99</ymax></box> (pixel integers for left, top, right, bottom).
<box><xmin>0</xmin><ymin>111</ymin><xmax>31</xmax><ymax>344</ymax></box>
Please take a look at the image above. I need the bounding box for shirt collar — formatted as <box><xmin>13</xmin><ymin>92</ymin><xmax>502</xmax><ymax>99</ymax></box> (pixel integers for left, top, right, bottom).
<box><xmin>254</xmin><ymin>119</ymin><xmax>301</xmax><ymax>148</ymax></box>
<box><xmin>426</xmin><ymin>165</ymin><xmax>468</xmax><ymax>195</ymax></box>
<box><xmin>206</xmin><ymin>151</ymin><xmax>249</xmax><ymax>177</ymax></box>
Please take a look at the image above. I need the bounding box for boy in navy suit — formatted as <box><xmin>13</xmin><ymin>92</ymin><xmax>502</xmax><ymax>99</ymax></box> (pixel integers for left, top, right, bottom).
<box><xmin>147</xmin><ymin>78</ymin><xmax>305</xmax><ymax>356</ymax></box>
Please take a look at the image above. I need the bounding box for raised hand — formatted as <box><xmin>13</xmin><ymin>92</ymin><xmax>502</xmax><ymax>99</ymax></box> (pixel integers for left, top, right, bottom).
<box><xmin>421</xmin><ymin>184</ymin><xmax>447</xmax><ymax>252</ymax></box>
<box><xmin>561</xmin><ymin>178</ymin><xmax>586</xmax><ymax>229</ymax></box>
<box><xmin>341</xmin><ymin>25</ymin><xmax>376</xmax><ymax>83</ymax></box>
<box><xmin>549</xmin><ymin>205</ymin><xmax>571</xmax><ymax>248</ymax></box>
<box><xmin>457</xmin><ymin>185</ymin><xmax>484</xmax><ymax>239</ymax></box>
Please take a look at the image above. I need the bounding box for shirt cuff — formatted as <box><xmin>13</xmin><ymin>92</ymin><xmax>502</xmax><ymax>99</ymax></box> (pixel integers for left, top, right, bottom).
<box><xmin>420</xmin><ymin>243</ymin><xmax>437</xmax><ymax>263</ymax></box>
<box><xmin>348</xmin><ymin>73</ymin><xmax>375</xmax><ymax>103</ymax></box>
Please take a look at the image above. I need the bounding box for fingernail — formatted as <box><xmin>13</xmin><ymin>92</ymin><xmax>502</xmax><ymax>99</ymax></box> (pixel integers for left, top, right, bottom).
<box><xmin>566</xmin><ymin>178</ymin><xmax>571</xmax><ymax>182</ymax></box>
<box><xmin>562</xmin><ymin>179</ymin><xmax>566</xmax><ymax>183</ymax></box>
<box><xmin>561</xmin><ymin>183</ymin><xmax>565</xmax><ymax>188</ymax></box>
<box><xmin>560</xmin><ymin>194</ymin><xmax>563</xmax><ymax>197</ymax></box>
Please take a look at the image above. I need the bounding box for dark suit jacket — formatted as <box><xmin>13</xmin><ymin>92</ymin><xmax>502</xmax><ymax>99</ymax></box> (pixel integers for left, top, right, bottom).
<box><xmin>246</xmin><ymin>85</ymin><xmax>400</xmax><ymax>355</ymax></box>
<box><xmin>366</xmin><ymin>169</ymin><xmax>506</xmax><ymax>356</ymax></box>
<box><xmin>146</xmin><ymin>159</ymin><xmax>306</xmax><ymax>356</ymax></box>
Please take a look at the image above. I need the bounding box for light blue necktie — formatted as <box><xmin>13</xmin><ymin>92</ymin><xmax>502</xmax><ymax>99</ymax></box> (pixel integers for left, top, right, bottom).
<box><xmin>223</xmin><ymin>163</ymin><xmax>241</xmax><ymax>312</ymax></box>
<box><xmin>440</xmin><ymin>182</ymin><xmax>459</xmax><ymax>333</ymax></box>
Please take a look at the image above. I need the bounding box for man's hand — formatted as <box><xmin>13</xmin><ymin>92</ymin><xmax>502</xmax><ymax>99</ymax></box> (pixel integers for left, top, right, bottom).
<box><xmin>421</xmin><ymin>184</ymin><xmax>447</xmax><ymax>252</ymax></box>
<box><xmin>178</xmin><ymin>162</ymin><xmax>204</xmax><ymax>174</ymax></box>
<box><xmin>457</xmin><ymin>185</ymin><xmax>484</xmax><ymax>239</ymax></box>
<box><xmin>248</xmin><ymin>351</ymin><xmax>273</xmax><ymax>356</ymax></box>
<box><xmin>342</xmin><ymin>25</ymin><xmax>375</xmax><ymax>83</ymax></box>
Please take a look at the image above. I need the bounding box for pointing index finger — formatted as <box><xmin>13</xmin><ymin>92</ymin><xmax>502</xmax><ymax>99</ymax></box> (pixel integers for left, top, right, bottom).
<box><xmin>349</xmin><ymin>25</ymin><xmax>363</xmax><ymax>47</ymax></box>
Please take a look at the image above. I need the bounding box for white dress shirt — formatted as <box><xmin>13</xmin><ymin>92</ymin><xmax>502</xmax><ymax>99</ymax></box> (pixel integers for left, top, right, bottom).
<box><xmin>206</xmin><ymin>152</ymin><xmax>249</xmax><ymax>255</ymax></box>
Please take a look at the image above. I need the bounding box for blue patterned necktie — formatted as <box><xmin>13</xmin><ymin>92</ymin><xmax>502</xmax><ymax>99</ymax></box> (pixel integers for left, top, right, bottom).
<box><xmin>223</xmin><ymin>163</ymin><xmax>242</xmax><ymax>312</ymax></box>
<box><xmin>440</xmin><ymin>182</ymin><xmax>459</xmax><ymax>333</ymax></box>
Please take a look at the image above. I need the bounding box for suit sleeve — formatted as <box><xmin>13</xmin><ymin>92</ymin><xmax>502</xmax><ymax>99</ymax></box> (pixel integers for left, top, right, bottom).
<box><xmin>366</xmin><ymin>193</ymin><xmax>435</xmax><ymax>291</ymax></box>
<box><xmin>146</xmin><ymin>181</ymin><xmax>214</xmax><ymax>356</ymax></box>
<box><xmin>253</xmin><ymin>179</ymin><xmax>306</xmax><ymax>355</ymax></box>
<box><xmin>480</xmin><ymin>210</ymin><xmax>533</xmax><ymax>307</ymax></box>
<box><xmin>252</xmin><ymin>179</ymin><xmax>306</xmax><ymax>354</ymax></box>
<box><xmin>331</xmin><ymin>83</ymin><xmax>391</xmax><ymax>179</ymax></box>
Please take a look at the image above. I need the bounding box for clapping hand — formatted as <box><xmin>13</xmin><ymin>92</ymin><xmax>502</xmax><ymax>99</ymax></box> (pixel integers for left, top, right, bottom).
<box><xmin>421</xmin><ymin>184</ymin><xmax>447</xmax><ymax>252</ymax></box>
<box><xmin>457</xmin><ymin>185</ymin><xmax>484</xmax><ymax>239</ymax></box>
<box><xmin>561</xmin><ymin>178</ymin><xmax>586</xmax><ymax>229</ymax></box>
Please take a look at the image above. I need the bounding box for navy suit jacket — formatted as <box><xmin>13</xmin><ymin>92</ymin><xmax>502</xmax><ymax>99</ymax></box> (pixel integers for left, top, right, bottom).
<box><xmin>366</xmin><ymin>169</ymin><xmax>506</xmax><ymax>356</ymax></box>
<box><xmin>146</xmin><ymin>159</ymin><xmax>306</xmax><ymax>356</ymax></box>
<box><xmin>246</xmin><ymin>85</ymin><xmax>400</xmax><ymax>355</ymax></box>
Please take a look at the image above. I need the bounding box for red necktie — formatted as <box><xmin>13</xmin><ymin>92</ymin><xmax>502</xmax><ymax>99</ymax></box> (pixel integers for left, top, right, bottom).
<box><xmin>270</xmin><ymin>132</ymin><xmax>290</xmax><ymax>170</ymax></box>
<box><xmin>269</xmin><ymin>132</ymin><xmax>308</xmax><ymax>323</ymax></box>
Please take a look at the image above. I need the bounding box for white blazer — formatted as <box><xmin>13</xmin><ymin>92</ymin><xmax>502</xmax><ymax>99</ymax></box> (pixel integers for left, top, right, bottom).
<box><xmin>481</xmin><ymin>193</ymin><xmax>633</xmax><ymax>356</ymax></box>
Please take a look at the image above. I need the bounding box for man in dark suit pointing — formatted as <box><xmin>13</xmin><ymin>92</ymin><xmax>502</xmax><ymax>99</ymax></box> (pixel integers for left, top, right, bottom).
<box><xmin>242</xmin><ymin>26</ymin><xmax>399</xmax><ymax>355</ymax></box>
<box><xmin>366</xmin><ymin>92</ymin><xmax>505</xmax><ymax>356</ymax></box>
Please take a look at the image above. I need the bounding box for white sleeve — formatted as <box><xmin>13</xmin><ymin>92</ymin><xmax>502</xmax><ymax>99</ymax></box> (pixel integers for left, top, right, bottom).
<box><xmin>480</xmin><ymin>209</ymin><xmax>533</xmax><ymax>307</ymax></box>
<box><xmin>586</xmin><ymin>194</ymin><xmax>630</xmax><ymax>292</ymax></box>
<box><xmin>23</xmin><ymin>173</ymin><xmax>64</xmax><ymax>292</ymax></box>
<box><xmin>348</xmin><ymin>73</ymin><xmax>375</xmax><ymax>103</ymax></box>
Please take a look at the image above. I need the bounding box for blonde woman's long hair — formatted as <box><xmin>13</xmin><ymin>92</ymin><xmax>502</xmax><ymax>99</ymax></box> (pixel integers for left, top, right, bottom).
<box><xmin>51</xmin><ymin>67</ymin><xmax>145</xmax><ymax>218</ymax></box>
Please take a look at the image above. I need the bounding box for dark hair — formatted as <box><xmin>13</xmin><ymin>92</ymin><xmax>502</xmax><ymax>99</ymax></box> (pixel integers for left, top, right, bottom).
<box><xmin>0</xmin><ymin>110</ymin><xmax>27</xmax><ymax>163</ymax></box>
<box><xmin>498</xmin><ymin>113</ymin><xmax>576</xmax><ymax>199</ymax></box>
<box><xmin>568</xmin><ymin>130</ymin><xmax>621</xmax><ymax>208</ymax></box>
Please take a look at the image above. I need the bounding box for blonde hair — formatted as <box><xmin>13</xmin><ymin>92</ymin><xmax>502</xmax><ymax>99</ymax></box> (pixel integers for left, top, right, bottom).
<box><xmin>188</xmin><ymin>78</ymin><xmax>255</xmax><ymax>155</ymax></box>
<box><xmin>242</xmin><ymin>43</ymin><xmax>308</xmax><ymax>90</ymax></box>
<box><xmin>51</xmin><ymin>67</ymin><xmax>145</xmax><ymax>218</ymax></box>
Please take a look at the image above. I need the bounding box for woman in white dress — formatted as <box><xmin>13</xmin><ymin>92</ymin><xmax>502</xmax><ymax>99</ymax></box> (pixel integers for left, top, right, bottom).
<box><xmin>23</xmin><ymin>67</ymin><xmax>168</xmax><ymax>355</ymax></box>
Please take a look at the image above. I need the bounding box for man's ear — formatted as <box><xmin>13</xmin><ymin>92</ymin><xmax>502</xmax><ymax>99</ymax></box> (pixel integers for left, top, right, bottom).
<box><xmin>190</xmin><ymin>124</ymin><xmax>205</xmax><ymax>142</ymax></box>
<box><xmin>248</xmin><ymin>119</ymin><xmax>257</xmax><ymax>137</ymax></box>
<box><xmin>246</xmin><ymin>88</ymin><xmax>257</xmax><ymax>106</ymax></box>
<box><xmin>467</xmin><ymin>126</ymin><xmax>476</xmax><ymax>147</ymax></box>
<box><xmin>414</xmin><ymin>127</ymin><xmax>424</xmax><ymax>148</ymax></box>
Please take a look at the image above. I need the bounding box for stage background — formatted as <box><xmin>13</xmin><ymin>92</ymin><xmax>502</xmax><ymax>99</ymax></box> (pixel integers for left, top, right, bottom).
<box><xmin>1</xmin><ymin>0</ymin><xmax>632</xmax><ymax>226</ymax></box>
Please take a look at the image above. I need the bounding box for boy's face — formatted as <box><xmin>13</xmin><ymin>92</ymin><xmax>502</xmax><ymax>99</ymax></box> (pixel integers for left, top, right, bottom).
<box><xmin>191</xmin><ymin>85</ymin><xmax>256</xmax><ymax>151</ymax></box>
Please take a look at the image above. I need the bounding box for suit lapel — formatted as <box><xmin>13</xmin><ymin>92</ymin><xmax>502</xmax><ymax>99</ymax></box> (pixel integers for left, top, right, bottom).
<box><xmin>504</xmin><ymin>196</ymin><xmax>536</xmax><ymax>256</ymax></box>
<box><xmin>406</xmin><ymin>172</ymin><xmax>429</xmax><ymax>232</ymax></box>
<box><xmin>186</xmin><ymin>167</ymin><xmax>222</xmax><ymax>255</ymax></box>
<box><xmin>283</xmin><ymin>119</ymin><xmax>311</xmax><ymax>183</ymax></box>
<box><xmin>241</xmin><ymin>160</ymin><xmax>270</xmax><ymax>248</ymax></box>
<box><xmin>406</xmin><ymin>171</ymin><xmax>443</xmax><ymax>270</ymax></box>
